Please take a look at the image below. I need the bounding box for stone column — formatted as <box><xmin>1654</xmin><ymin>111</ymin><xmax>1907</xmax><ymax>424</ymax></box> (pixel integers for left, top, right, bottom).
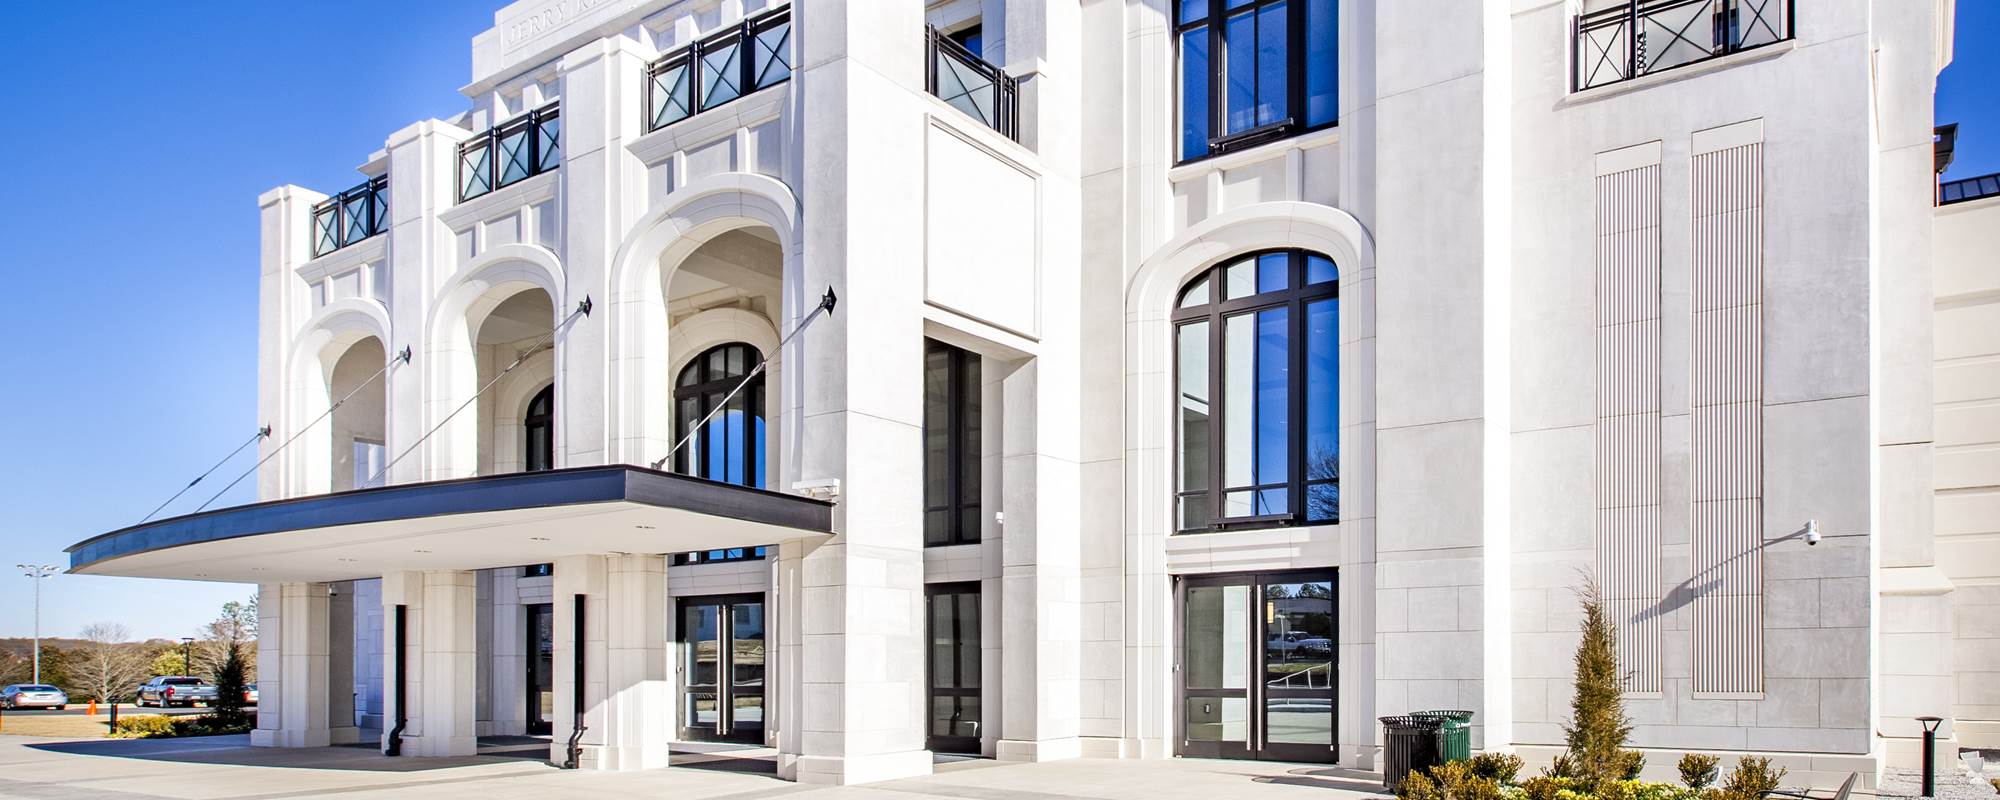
<box><xmin>550</xmin><ymin>555</ymin><xmax>602</xmax><ymax>766</ymax></box>
<box><xmin>548</xmin><ymin>554</ymin><xmax>670</xmax><ymax>770</ymax></box>
<box><xmin>1873</xmin><ymin>0</ymin><xmax>1954</xmax><ymax>768</ymax></box>
<box><xmin>997</xmin><ymin>359</ymin><xmax>1083</xmax><ymax>763</ymax></box>
<box><xmin>252</xmin><ymin>582</ymin><xmax>283</xmax><ymax>746</ymax></box>
<box><xmin>475</xmin><ymin>570</ymin><xmax>494</xmax><ymax>736</ymax></box>
<box><xmin>328</xmin><ymin>581</ymin><xmax>358</xmax><ymax>745</ymax></box>
<box><xmin>1372</xmin><ymin>0</ymin><xmax>1512</xmax><ymax>754</ymax></box>
<box><xmin>380</xmin><ymin>572</ymin><xmax>422</xmax><ymax>755</ymax></box>
<box><xmin>380</xmin><ymin>570</ymin><xmax>477</xmax><ymax>757</ymax></box>
<box><xmin>419</xmin><ymin>570</ymin><xmax>478</xmax><ymax>757</ymax></box>
<box><xmin>490</xmin><ymin>569</ymin><xmax>528</xmax><ymax>737</ymax></box>
<box><xmin>600</xmin><ymin>554</ymin><xmax>671</xmax><ymax>769</ymax></box>
<box><xmin>994</xmin><ymin>0</ymin><xmax>1087</xmax><ymax>765</ymax></box>
<box><xmin>251</xmin><ymin>582</ymin><xmax>332</xmax><ymax>748</ymax></box>
<box><xmin>782</xmin><ymin>0</ymin><xmax>934</xmax><ymax>785</ymax></box>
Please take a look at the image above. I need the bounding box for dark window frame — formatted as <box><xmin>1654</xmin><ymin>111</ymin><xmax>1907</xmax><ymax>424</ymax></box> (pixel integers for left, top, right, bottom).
<box><xmin>524</xmin><ymin>384</ymin><xmax>555</xmax><ymax>473</ymax></box>
<box><xmin>1175</xmin><ymin>0</ymin><xmax>1339</xmax><ymax>163</ymax></box>
<box><xmin>924</xmin><ymin>339</ymin><xmax>983</xmax><ymax>547</ymax></box>
<box><xmin>310</xmin><ymin>176</ymin><xmax>389</xmax><ymax>258</ymax></box>
<box><xmin>925</xmin><ymin>581</ymin><xmax>983</xmax><ymax>754</ymax></box>
<box><xmin>669</xmin><ymin>546</ymin><xmax>768</xmax><ymax>567</ymax></box>
<box><xmin>673</xmin><ymin>342</ymin><xmax>766</xmax><ymax>489</ymax></box>
<box><xmin>1172</xmin><ymin>249</ymin><xmax>1338</xmax><ymax>533</ymax></box>
<box><xmin>644</xmin><ymin>6</ymin><xmax>793</xmax><ymax>133</ymax></box>
<box><xmin>457</xmin><ymin>103</ymin><xmax>560</xmax><ymax>203</ymax></box>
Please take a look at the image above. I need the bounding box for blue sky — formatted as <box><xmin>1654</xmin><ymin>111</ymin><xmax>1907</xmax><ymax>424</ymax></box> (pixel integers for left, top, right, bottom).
<box><xmin>2</xmin><ymin>5</ymin><xmax>1996</xmax><ymax>641</ymax></box>
<box><xmin>0</xmin><ymin>2</ymin><xmax>494</xmax><ymax>640</ymax></box>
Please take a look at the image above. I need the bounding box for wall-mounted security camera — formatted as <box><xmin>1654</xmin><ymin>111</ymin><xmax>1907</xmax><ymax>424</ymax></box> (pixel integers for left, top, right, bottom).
<box><xmin>1805</xmin><ymin>519</ymin><xmax>1820</xmax><ymax>546</ymax></box>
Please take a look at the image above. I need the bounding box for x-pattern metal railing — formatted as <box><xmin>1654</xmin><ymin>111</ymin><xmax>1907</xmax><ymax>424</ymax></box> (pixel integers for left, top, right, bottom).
<box><xmin>310</xmin><ymin>176</ymin><xmax>389</xmax><ymax>258</ymax></box>
<box><xmin>1575</xmin><ymin>0</ymin><xmax>1793</xmax><ymax>91</ymax></box>
<box><xmin>926</xmin><ymin>26</ymin><xmax>1019</xmax><ymax>141</ymax></box>
<box><xmin>457</xmin><ymin>103</ymin><xmax>560</xmax><ymax>203</ymax></box>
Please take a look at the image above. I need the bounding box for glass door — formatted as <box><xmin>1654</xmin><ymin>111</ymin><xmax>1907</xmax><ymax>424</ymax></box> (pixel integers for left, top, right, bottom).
<box><xmin>526</xmin><ymin>603</ymin><xmax>553</xmax><ymax>736</ymax></box>
<box><xmin>679</xmin><ymin>594</ymin><xmax>765</xmax><ymax>743</ymax></box>
<box><xmin>926</xmin><ymin>583</ymin><xmax>982</xmax><ymax>754</ymax></box>
<box><xmin>1178</xmin><ymin>569</ymin><xmax>1336</xmax><ymax>763</ymax></box>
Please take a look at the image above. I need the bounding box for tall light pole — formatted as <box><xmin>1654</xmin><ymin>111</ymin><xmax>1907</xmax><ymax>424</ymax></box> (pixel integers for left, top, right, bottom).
<box><xmin>16</xmin><ymin>564</ymin><xmax>59</xmax><ymax>685</ymax></box>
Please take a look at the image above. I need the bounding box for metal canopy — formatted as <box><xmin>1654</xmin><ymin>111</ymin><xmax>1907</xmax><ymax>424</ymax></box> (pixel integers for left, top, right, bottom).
<box><xmin>66</xmin><ymin>465</ymin><xmax>833</xmax><ymax>583</ymax></box>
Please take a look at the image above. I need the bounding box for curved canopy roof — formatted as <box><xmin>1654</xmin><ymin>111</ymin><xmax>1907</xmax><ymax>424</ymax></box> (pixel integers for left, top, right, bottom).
<box><xmin>67</xmin><ymin>465</ymin><xmax>833</xmax><ymax>583</ymax></box>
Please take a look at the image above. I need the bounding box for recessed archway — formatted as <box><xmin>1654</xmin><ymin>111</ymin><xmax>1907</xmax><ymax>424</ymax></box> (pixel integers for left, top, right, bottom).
<box><xmin>424</xmin><ymin>245</ymin><xmax>567</xmax><ymax>480</ymax></box>
<box><xmin>605</xmin><ymin>173</ymin><xmax>800</xmax><ymax>478</ymax></box>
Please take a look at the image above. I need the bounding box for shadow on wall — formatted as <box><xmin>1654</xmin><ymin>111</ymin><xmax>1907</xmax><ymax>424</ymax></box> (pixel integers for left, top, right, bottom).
<box><xmin>1630</xmin><ymin>522</ymin><xmax>1820</xmax><ymax>626</ymax></box>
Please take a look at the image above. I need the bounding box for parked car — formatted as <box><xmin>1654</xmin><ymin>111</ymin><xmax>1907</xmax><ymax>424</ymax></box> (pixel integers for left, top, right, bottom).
<box><xmin>135</xmin><ymin>676</ymin><xmax>216</xmax><ymax>708</ymax></box>
<box><xmin>1</xmin><ymin>684</ymin><xmax>67</xmax><ymax>710</ymax></box>
<box><xmin>242</xmin><ymin>683</ymin><xmax>258</xmax><ymax>706</ymax></box>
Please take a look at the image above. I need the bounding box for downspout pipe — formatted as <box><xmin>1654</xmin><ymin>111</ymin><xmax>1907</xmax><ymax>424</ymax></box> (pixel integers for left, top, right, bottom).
<box><xmin>385</xmin><ymin>604</ymin><xmax>407</xmax><ymax>756</ymax></box>
<box><xmin>563</xmin><ymin>594</ymin><xmax>586</xmax><ymax>769</ymax></box>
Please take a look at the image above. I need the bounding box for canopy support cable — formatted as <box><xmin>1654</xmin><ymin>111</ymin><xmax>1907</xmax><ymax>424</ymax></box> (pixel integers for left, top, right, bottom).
<box><xmin>370</xmin><ymin>299</ymin><xmax>592</xmax><ymax>487</ymax></box>
<box><xmin>195</xmin><ymin>346</ymin><xmax>412</xmax><ymax>513</ymax></box>
<box><xmin>140</xmin><ymin>426</ymin><xmax>272</xmax><ymax>524</ymax></box>
<box><xmin>651</xmin><ymin>287</ymin><xmax>836</xmax><ymax>472</ymax></box>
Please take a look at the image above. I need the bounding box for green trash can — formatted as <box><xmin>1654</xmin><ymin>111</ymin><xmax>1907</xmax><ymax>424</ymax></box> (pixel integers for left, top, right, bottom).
<box><xmin>1413</xmin><ymin>710</ymin><xmax>1473</xmax><ymax>763</ymax></box>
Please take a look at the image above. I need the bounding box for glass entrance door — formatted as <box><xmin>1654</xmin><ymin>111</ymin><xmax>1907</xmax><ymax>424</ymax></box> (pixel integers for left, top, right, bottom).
<box><xmin>679</xmin><ymin>594</ymin><xmax>765</xmax><ymax>743</ymax></box>
<box><xmin>1178</xmin><ymin>569</ymin><xmax>1335</xmax><ymax>763</ymax></box>
<box><xmin>926</xmin><ymin>583</ymin><xmax>981</xmax><ymax>754</ymax></box>
<box><xmin>526</xmin><ymin>603</ymin><xmax>553</xmax><ymax>736</ymax></box>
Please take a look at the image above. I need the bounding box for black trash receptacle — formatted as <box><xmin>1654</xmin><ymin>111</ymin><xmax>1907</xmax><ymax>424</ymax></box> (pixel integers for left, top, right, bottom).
<box><xmin>1380</xmin><ymin>715</ymin><xmax>1445</xmax><ymax>791</ymax></box>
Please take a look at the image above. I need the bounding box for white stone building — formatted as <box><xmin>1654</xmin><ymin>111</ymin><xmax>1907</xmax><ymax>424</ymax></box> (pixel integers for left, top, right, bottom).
<box><xmin>65</xmin><ymin>0</ymin><xmax>1994</xmax><ymax>788</ymax></box>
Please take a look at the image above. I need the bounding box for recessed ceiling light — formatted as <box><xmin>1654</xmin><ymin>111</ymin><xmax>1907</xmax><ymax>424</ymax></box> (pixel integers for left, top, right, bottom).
<box><xmin>414</xmin><ymin>549</ymin><xmax>432</xmax><ymax>554</ymax></box>
<box><xmin>338</xmin><ymin>558</ymin><xmax>358</xmax><ymax>562</ymax></box>
<box><xmin>530</xmin><ymin>536</ymin><xmax>551</xmax><ymax>541</ymax></box>
<box><xmin>635</xmin><ymin>525</ymin><xmax>655</xmax><ymax>530</ymax></box>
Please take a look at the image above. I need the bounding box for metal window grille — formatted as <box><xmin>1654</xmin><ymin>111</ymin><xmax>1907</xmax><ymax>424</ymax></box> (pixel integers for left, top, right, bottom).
<box><xmin>456</xmin><ymin>103</ymin><xmax>561</xmax><ymax>203</ymax></box>
<box><xmin>644</xmin><ymin>6</ymin><xmax>792</xmax><ymax>134</ymax></box>
<box><xmin>1574</xmin><ymin>0</ymin><xmax>1794</xmax><ymax>92</ymax></box>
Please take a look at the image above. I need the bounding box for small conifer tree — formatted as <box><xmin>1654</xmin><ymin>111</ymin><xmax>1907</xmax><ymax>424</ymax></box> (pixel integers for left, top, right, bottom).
<box><xmin>1562</xmin><ymin>577</ymin><xmax>1642</xmax><ymax>791</ymax></box>
<box><xmin>210</xmin><ymin>642</ymin><xmax>251</xmax><ymax>728</ymax></box>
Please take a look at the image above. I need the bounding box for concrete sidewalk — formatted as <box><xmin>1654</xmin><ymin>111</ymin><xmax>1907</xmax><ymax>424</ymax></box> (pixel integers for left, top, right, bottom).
<box><xmin>0</xmin><ymin>734</ymin><xmax>1387</xmax><ymax>799</ymax></box>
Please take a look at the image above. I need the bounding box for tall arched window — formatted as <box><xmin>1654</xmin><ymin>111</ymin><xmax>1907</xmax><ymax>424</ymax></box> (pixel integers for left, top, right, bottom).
<box><xmin>674</xmin><ymin>343</ymin><xmax>766</xmax><ymax>488</ymax></box>
<box><xmin>1173</xmin><ymin>249</ymin><xmax>1338</xmax><ymax>531</ymax></box>
<box><xmin>524</xmin><ymin>385</ymin><xmax>555</xmax><ymax>472</ymax></box>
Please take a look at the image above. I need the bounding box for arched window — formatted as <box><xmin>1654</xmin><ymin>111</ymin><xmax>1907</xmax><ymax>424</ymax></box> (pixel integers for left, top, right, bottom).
<box><xmin>524</xmin><ymin>385</ymin><xmax>555</xmax><ymax>472</ymax></box>
<box><xmin>674</xmin><ymin>343</ymin><xmax>766</xmax><ymax>488</ymax></box>
<box><xmin>1173</xmin><ymin>249</ymin><xmax>1338</xmax><ymax>531</ymax></box>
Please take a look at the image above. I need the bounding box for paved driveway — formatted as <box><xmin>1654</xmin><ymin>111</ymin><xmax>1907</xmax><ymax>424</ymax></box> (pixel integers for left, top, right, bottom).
<box><xmin>0</xmin><ymin>734</ymin><xmax>1386</xmax><ymax>800</ymax></box>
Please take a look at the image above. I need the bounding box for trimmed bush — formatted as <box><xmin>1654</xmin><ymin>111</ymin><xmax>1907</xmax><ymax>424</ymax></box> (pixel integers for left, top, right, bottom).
<box><xmin>1706</xmin><ymin>756</ymin><xmax>1786</xmax><ymax>800</ymax></box>
<box><xmin>1678</xmin><ymin>754</ymin><xmax>1720</xmax><ymax>790</ymax></box>
<box><xmin>110</xmin><ymin>715</ymin><xmax>178</xmax><ymax>738</ymax></box>
<box><xmin>1521</xmin><ymin>775</ymin><xmax>1575</xmax><ymax>800</ymax></box>
<box><xmin>109</xmin><ymin>713</ymin><xmax>253</xmax><ymax>739</ymax></box>
<box><xmin>1472</xmin><ymin>753</ymin><xmax>1526</xmax><ymax>784</ymax></box>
